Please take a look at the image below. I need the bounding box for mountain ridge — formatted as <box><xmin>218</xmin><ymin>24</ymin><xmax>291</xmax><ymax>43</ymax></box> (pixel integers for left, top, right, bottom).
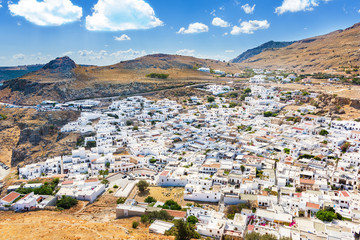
<box><xmin>231</xmin><ymin>40</ymin><xmax>295</xmax><ymax>63</ymax></box>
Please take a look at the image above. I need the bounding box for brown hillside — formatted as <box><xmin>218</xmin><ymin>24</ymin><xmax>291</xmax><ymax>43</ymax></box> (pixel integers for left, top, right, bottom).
<box><xmin>240</xmin><ymin>23</ymin><xmax>360</xmax><ymax>71</ymax></box>
<box><xmin>0</xmin><ymin>54</ymin><xmax>242</xmax><ymax>105</ymax></box>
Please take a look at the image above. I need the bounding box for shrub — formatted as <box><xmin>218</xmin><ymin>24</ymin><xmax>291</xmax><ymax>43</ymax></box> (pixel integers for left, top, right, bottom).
<box><xmin>117</xmin><ymin>197</ymin><xmax>126</xmax><ymax>204</ymax></box>
<box><xmin>319</xmin><ymin>129</ymin><xmax>329</xmax><ymax>136</ymax></box>
<box><xmin>56</xmin><ymin>195</ymin><xmax>78</xmax><ymax>209</ymax></box>
<box><xmin>132</xmin><ymin>221</ymin><xmax>139</xmax><ymax>229</ymax></box>
<box><xmin>146</xmin><ymin>73</ymin><xmax>169</xmax><ymax>79</ymax></box>
<box><xmin>113</xmin><ymin>185</ymin><xmax>119</xmax><ymax>188</ymax></box>
<box><xmin>141</xmin><ymin>210</ymin><xmax>173</xmax><ymax>223</ymax></box>
<box><xmin>144</xmin><ymin>196</ymin><xmax>157</xmax><ymax>203</ymax></box>
<box><xmin>207</xmin><ymin>96</ymin><xmax>215</xmax><ymax>103</ymax></box>
<box><xmin>162</xmin><ymin>199</ymin><xmax>181</xmax><ymax>210</ymax></box>
<box><xmin>283</xmin><ymin>148</ymin><xmax>290</xmax><ymax>154</ymax></box>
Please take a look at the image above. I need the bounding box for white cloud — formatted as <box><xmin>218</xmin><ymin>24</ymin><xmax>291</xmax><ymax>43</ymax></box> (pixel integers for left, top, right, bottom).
<box><xmin>63</xmin><ymin>51</ymin><xmax>73</xmax><ymax>56</ymax></box>
<box><xmin>358</xmin><ymin>9</ymin><xmax>360</xmax><ymax>13</ymax></box>
<box><xmin>13</xmin><ymin>53</ymin><xmax>25</xmax><ymax>60</ymax></box>
<box><xmin>210</xmin><ymin>9</ymin><xmax>216</xmax><ymax>16</ymax></box>
<box><xmin>275</xmin><ymin>0</ymin><xmax>323</xmax><ymax>15</ymax></box>
<box><xmin>0</xmin><ymin>1</ymin><xmax>2</xmax><ymax>8</ymax></box>
<box><xmin>76</xmin><ymin>49</ymin><xmax>146</xmax><ymax>64</ymax></box>
<box><xmin>85</xmin><ymin>0</ymin><xmax>163</xmax><ymax>31</ymax></box>
<box><xmin>225</xmin><ymin>50</ymin><xmax>234</xmax><ymax>53</ymax></box>
<box><xmin>114</xmin><ymin>34</ymin><xmax>131</xmax><ymax>41</ymax></box>
<box><xmin>212</xmin><ymin>17</ymin><xmax>230</xmax><ymax>27</ymax></box>
<box><xmin>177</xmin><ymin>22</ymin><xmax>209</xmax><ymax>34</ymax></box>
<box><xmin>8</xmin><ymin>0</ymin><xmax>82</xmax><ymax>26</ymax></box>
<box><xmin>241</xmin><ymin>4</ymin><xmax>256</xmax><ymax>14</ymax></box>
<box><xmin>176</xmin><ymin>49</ymin><xmax>195</xmax><ymax>56</ymax></box>
<box><xmin>231</xmin><ymin>20</ymin><xmax>270</xmax><ymax>35</ymax></box>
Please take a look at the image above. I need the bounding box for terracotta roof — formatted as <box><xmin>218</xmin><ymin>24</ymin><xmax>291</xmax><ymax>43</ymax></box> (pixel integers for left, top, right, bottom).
<box><xmin>160</xmin><ymin>171</ymin><xmax>169</xmax><ymax>176</ymax></box>
<box><xmin>165</xmin><ymin>209</ymin><xmax>186</xmax><ymax>218</ymax></box>
<box><xmin>306</xmin><ymin>202</ymin><xmax>320</xmax><ymax>209</ymax></box>
<box><xmin>2</xmin><ymin>192</ymin><xmax>21</xmax><ymax>203</ymax></box>
<box><xmin>293</xmin><ymin>127</ymin><xmax>304</xmax><ymax>131</ymax></box>
<box><xmin>341</xmin><ymin>191</ymin><xmax>350</xmax><ymax>197</ymax></box>
<box><xmin>62</xmin><ymin>180</ymin><xmax>74</xmax><ymax>185</ymax></box>
<box><xmin>85</xmin><ymin>179</ymin><xmax>98</xmax><ymax>183</ymax></box>
<box><xmin>248</xmin><ymin>225</ymin><xmax>255</xmax><ymax>231</ymax></box>
<box><xmin>294</xmin><ymin>192</ymin><xmax>302</xmax><ymax>198</ymax></box>
<box><xmin>300</xmin><ymin>178</ymin><xmax>315</xmax><ymax>185</ymax></box>
<box><xmin>351</xmin><ymin>130</ymin><xmax>360</xmax><ymax>134</ymax></box>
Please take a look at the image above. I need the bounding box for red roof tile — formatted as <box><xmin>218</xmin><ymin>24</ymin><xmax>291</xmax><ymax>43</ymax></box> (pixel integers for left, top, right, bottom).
<box><xmin>306</xmin><ymin>202</ymin><xmax>320</xmax><ymax>209</ymax></box>
<box><xmin>2</xmin><ymin>192</ymin><xmax>21</xmax><ymax>203</ymax></box>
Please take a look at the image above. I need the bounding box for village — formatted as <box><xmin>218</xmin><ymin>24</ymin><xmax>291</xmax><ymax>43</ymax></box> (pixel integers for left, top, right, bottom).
<box><xmin>1</xmin><ymin>73</ymin><xmax>360</xmax><ymax>240</ymax></box>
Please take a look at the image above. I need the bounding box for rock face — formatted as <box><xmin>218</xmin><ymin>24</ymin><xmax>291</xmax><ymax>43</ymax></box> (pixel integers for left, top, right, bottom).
<box><xmin>42</xmin><ymin>56</ymin><xmax>76</xmax><ymax>74</ymax></box>
<box><xmin>0</xmin><ymin>107</ymin><xmax>80</xmax><ymax>167</ymax></box>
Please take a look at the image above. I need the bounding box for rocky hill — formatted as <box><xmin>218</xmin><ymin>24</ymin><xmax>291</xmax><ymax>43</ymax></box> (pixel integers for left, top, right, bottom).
<box><xmin>239</xmin><ymin>22</ymin><xmax>360</xmax><ymax>71</ymax></box>
<box><xmin>231</xmin><ymin>41</ymin><xmax>295</xmax><ymax>63</ymax></box>
<box><xmin>0</xmin><ymin>54</ymin><xmax>241</xmax><ymax>105</ymax></box>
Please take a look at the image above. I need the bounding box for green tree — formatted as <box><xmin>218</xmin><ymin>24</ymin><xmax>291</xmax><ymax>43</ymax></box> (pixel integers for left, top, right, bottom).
<box><xmin>244</xmin><ymin>88</ymin><xmax>251</xmax><ymax>94</ymax></box>
<box><xmin>117</xmin><ymin>197</ymin><xmax>126</xmax><ymax>204</ymax></box>
<box><xmin>173</xmin><ymin>219</ymin><xmax>200</xmax><ymax>240</ymax></box>
<box><xmin>207</xmin><ymin>96</ymin><xmax>215</xmax><ymax>103</ymax></box>
<box><xmin>240</xmin><ymin>165</ymin><xmax>245</xmax><ymax>173</ymax></box>
<box><xmin>283</xmin><ymin>148</ymin><xmax>290</xmax><ymax>154</ymax></box>
<box><xmin>316</xmin><ymin>210</ymin><xmax>337</xmax><ymax>222</ymax></box>
<box><xmin>56</xmin><ymin>195</ymin><xmax>78</xmax><ymax>209</ymax></box>
<box><xmin>136</xmin><ymin>180</ymin><xmax>149</xmax><ymax>193</ymax></box>
<box><xmin>187</xmin><ymin>216</ymin><xmax>198</xmax><ymax>224</ymax></box>
<box><xmin>144</xmin><ymin>196</ymin><xmax>157</xmax><ymax>203</ymax></box>
<box><xmin>319</xmin><ymin>129</ymin><xmax>329</xmax><ymax>136</ymax></box>
<box><xmin>162</xmin><ymin>199</ymin><xmax>181</xmax><ymax>210</ymax></box>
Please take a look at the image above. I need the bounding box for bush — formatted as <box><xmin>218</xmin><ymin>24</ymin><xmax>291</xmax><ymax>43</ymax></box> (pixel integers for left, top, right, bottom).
<box><xmin>144</xmin><ymin>196</ymin><xmax>157</xmax><ymax>203</ymax></box>
<box><xmin>207</xmin><ymin>96</ymin><xmax>215</xmax><ymax>103</ymax></box>
<box><xmin>283</xmin><ymin>148</ymin><xmax>290</xmax><ymax>154</ymax></box>
<box><xmin>172</xmin><ymin>219</ymin><xmax>200</xmax><ymax>240</ymax></box>
<box><xmin>56</xmin><ymin>195</ymin><xmax>78</xmax><ymax>209</ymax></box>
<box><xmin>187</xmin><ymin>216</ymin><xmax>198</xmax><ymax>224</ymax></box>
<box><xmin>162</xmin><ymin>200</ymin><xmax>181</xmax><ymax>210</ymax></box>
<box><xmin>146</xmin><ymin>73</ymin><xmax>169</xmax><ymax>79</ymax></box>
<box><xmin>136</xmin><ymin>180</ymin><xmax>149</xmax><ymax>193</ymax></box>
<box><xmin>244</xmin><ymin>88</ymin><xmax>251</xmax><ymax>94</ymax></box>
<box><xmin>132</xmin><ymin>221</ymin><xmax>139</xmax><ymax>229</ymax></box>
<box><xmin>316</xmin><ymin>210</ymin><xmax>337</xmax><ymax>222</ymax></box>
<box><xmin>319</xmin><ymin>129</ymin><xmax>329</xmax><ymax>136</ymax></box>
<box><xmin>117</xmin><ymin>197</ymin><xmax>127</xmax><ymax>204</ymax></box>
<box><xmin>141</xmin><ymin>210</ymin><xmax>173</xmax><ymax>223</ymax></box>
<box><xmin>0</xmin><ymin>114</ymin><xmax>7</xmax><ymax>120</ymax></box>
<box><xmin>113</xmin><ymin>185</ymin><xmax>119</xmax><ymax>188</ymax></box>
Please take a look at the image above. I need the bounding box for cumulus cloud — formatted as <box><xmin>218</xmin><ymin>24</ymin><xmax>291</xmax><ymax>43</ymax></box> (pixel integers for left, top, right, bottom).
<box><xmin>358</xmin><ymin>9</ymin><xmax>360</xmax><ymax>13</ymax></box>
<box><xmin>212</xmin><ymin>17</ymin><xmax>230</xmax><ymax>27</ymax></box>
<box><xmin>275</xmin><ymin>0</ymin><xmax>323</xmax><ymax>15</ymax></box>
<box><xmin>225</xmin><ymin>50</ymin><xmax>234</xmax><ymax>53</ymax></box>
<box><xmin>177</xmin><ymin>22</ymin><xmax>209</xmax><ymax>34</ymax></box>
<box><xmin>114</xmin><ymin>34</ymin><xmax>131</xmax><ymax>41</ymax></box>
<box><xmin>231</xmin><ymin>20</ymin><xmax>270</xmax><ymax>35</ymax></box>
<box><xmin>85</xmin><ymin>0</ymin><xmax>163</xmax><ymax>31</ymax></box>
<box><xmin>13</xmin><ymin>53</ymin><xmax>25</xmax><ymax>60</ymax></box>
<box><xmin>76</xmin><ymin>49</ymin><xmax>146</xmax><ymax>65</ymax></box>
<box><xmin>63</xmin><ymin>51</ymin><xmax>73</xmax><ymax>56</ymax></box>
<box><xmin>241</xmin><ymin>4</ymin><xmax>256</xmax><ymax>14</ymax></box>
<box><xmin>176</xmin><ymin>49</ymin><xmax>195</xmax><ymax>56</ymax></box>
<box><xmin>8</xmin><ymin>0</ymin><xmax>82</xmax><ymax>26</ymax></box>
<box><xmin>0</xmin><ymin>1</ymin><xmax>2</xmax><ymax>8</ymax></box>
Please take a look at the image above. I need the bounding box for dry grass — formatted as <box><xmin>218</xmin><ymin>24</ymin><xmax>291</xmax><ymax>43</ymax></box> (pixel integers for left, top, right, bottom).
<box><xmin>0</xmin><ymin>211</ymin><xmax>173</xmax><ymax>240</ymax></box>
<box><xmin>240</xmin><ymin>23</ymin><xmax>360</xmax><ymax>71</ymax></box>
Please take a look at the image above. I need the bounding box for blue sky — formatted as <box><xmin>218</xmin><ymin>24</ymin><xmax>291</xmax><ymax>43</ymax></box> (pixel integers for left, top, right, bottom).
<box><xmin>0</xmin><ymin>0</ymin><xmax>359</xmax><ymax>66</ymax></box>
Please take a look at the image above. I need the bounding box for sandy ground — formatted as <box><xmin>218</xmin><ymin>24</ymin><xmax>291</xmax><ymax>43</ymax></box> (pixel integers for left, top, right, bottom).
<box><xmin>0</xmin><ymin>211</ymin><xmax>173</xmax><ymax>240</ymax></box>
